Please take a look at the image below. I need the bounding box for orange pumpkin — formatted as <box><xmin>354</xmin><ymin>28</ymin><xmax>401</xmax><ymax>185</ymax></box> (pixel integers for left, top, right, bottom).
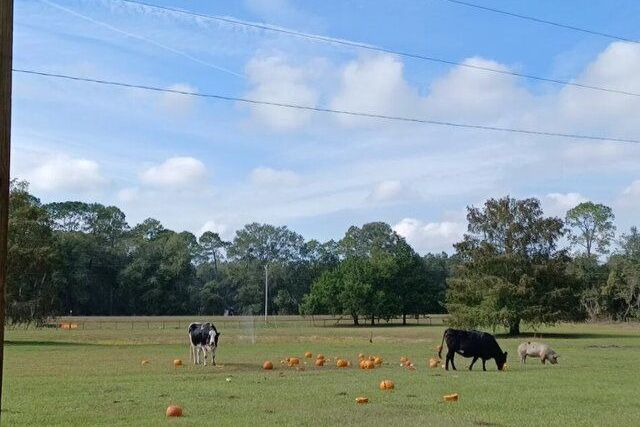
<box><xmin>173</xmin><ymin>359</ymin><xmax>183</xmax><ymax>367</ymax></box>
<box><xmin>288</xmin><ymin>357</ymin><xmax>300</xmax><ymax>367</ymax></box>
<box><xmin>443</xmin><ymin>393</ymin><xmax>459</xmax><ymax>402</ymax></box>
<box><xmin>316</xmin><ymin>354</ymin><xmax>325</xmax><ymax>360</ymax></box>
<box><xmin>400</xmin><ymin>356</ymin><xmax>408</xmax><ymax>364</ymax></box>
<box><xmin>304</xmin><ymin>351</ymin><xmax>313</xmax><ymax>358</ymax></box>
<box><xmin>166</xmin><ymin>405</ymin><xmax>183</xmax><ymax>417</ymax></box>
<box><xmin>336</xmin><ymin>358</ymin><xmax>348</xmax><ymax>368</ymax></box>
<box><xmin>355</xmin><ymin>397</ymin><xmax>369</xmax><ymax>404</ymax></box>
<box><xmin>315</xmin><ymin>358</ymin><xmax>325</xmax><ymax>367</ymax></box>
<box><xmin>363</xmin><ymin>360</ymin><xmax>375</xmax><ymax>370</ymax></box>
<box><xmin>428</xmin><ymin>357</ymin><xmax>440</xmax><ymax>368</ymax></box>
<box><xmin>141</xmin><ymin>360</ymin><xmax>149</xmax><ymax>366</ymax></box>
<box><xmin>263</xmin><ymin>361</ymin><xmax>274</xmax><ymax>370</ymax></box>
<box><xmin>436</xmin><ymin>344</ymin><xmax>443</xmax><ymax>353</ymax></box>
<box><xmin>379</xmin><ymin>380</ymin><xmax>395</xmax><ymax>390</ymax></box>
<box><xmin>373</xmin><ymin>356</ymin><xmax>383</xmax><ymax>366</ymax></box>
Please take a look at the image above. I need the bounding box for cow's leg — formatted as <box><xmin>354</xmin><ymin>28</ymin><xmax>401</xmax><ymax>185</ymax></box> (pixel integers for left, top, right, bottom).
<box><xmin>211</xmin><ymin>350</ymin><xmax>217</xmax><ymax>366</ymax></box>
<box><xmin>482</xmin><ymin>359</ymin><xmax>487</xmax><ymax>371</ymax></box>
<box><xmin>203</xmin><ymin>349</ymin><xmax>208</xmax><ymax>366</ymax></box>
<box><xmin>469</xmin><ymin>356</ymin><xmax>479</xmax><ymax>371</ymax></box>
<box><xmin>521</xmin><ymin>354</ymin><xmax>526</xmax><ymax>364</ymax></box>
<box><xmin>541</xmin><ymin>356</ymin><xmax>546</xmax><ymax>365</ymax></box>
<box><xmin>447</xmin><ymin>350</ymin><xmax>457</xmax><ymax>371</ymax></box>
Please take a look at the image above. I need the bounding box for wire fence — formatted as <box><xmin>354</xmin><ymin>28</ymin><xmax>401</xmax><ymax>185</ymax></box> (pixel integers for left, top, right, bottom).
<box><xmin>27</xmin><ymin>314</ymin><xmax>450</xmax><ymax>331</ymax></box>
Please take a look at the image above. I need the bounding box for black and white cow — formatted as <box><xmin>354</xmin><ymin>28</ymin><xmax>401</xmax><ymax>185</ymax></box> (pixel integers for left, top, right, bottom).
<box><xmin>188</xmin><ymin>322</ymin><xmax>220</xmax><ymax>366</ymax></box>
<box><xmin>438</xmin><ymin>328</ymin><xmax>508</xmax><ymax>371</ymax></box>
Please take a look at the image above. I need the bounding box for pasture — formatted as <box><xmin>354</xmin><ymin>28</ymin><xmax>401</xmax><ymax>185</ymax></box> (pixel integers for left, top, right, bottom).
<box><xmin>2</xmin><ymin>318</ymin><xmax>639</xmax><ymax>426</ymax></box>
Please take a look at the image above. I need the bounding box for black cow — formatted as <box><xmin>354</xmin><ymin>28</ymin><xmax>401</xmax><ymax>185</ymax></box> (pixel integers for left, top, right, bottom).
<box><xmin>438</xmin><ymin>328</ymin><xmax>507</xmax><ymax>371</ymax></box>
<box><xmin>188</xmin><ymin>322</ymin><xmax>220</xmax><ymax>366</ymax></box>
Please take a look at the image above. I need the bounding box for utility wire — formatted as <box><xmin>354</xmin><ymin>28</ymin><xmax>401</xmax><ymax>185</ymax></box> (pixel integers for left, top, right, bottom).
<box><xmin>14</xmin><ymin>68</ymin><xmax>640</xmax><ymax>145</ymax></box>
<box><xmin>41</xmin><ymin>0</ymin><xmax>243</xmax><ymax>78</ymax></box>
<box><xmin>117</xmin><ymin>0</ymin><xmax>640</xmax><ymax>98</ymax></box>
<box><xmin>442</xmin><ymin>0</ymin><xmax>640</xmax><ymax>44</ymax></box>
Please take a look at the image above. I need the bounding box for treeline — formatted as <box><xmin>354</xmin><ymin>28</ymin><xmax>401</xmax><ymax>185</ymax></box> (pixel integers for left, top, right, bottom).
<box><xmin>7</xmin><ymin>181</ymin><xmax>640</xmax><ymax>331</ymax></box>
<box><xmin>7</xmin><ymin>181</ymin><xmax>449</xmax><ymax>325</ymax></box>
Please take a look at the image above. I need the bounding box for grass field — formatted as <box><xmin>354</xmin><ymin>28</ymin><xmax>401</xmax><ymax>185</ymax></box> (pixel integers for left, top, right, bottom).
<box><xmin>2</xmin><ymin>319</ymin><xmax>639</xmax><ymax>426</ymax></box>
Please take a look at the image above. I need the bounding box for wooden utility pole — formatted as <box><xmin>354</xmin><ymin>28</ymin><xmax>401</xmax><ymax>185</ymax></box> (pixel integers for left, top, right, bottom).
<box><xmin>0</xmin><ymin>0</ymin><xmax>14</xmax><ymax>419</ymax></box>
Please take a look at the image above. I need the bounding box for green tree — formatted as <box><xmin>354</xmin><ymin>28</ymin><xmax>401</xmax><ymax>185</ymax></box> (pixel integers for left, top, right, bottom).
<box><xmin>603</xmin><ymin>227</ymin><xmax>640</xmax><ymax>320</ymax></box>
<box><xmin>565</xmin><ymin>202</ymin><xmax>616</xmax><ymax>257</ymax></box>
<box><xmin>447</xmin><ymin>196</ymin><xmax>576</xmax><ymax>335</ymax></box>
<box><xmin>7</xmin><ymin>181</ymin><xmax>60</xmax><ymax>324</ymax></box>
<box><xmin>198</xmin><ymin>231</ymin><xmax>229</xmax><ymax>272</ymax></box>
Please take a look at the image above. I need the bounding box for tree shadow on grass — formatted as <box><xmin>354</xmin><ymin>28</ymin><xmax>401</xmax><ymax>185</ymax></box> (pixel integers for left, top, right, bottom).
<box><xmin>328</xmin><ymin>323</ymin><xmax>444</xmax><ymax>329</ymax></box>
<box><xmin>494</xmin><ymin>332</ymin><xmax>637</xmax><ymax>340</ymax></box>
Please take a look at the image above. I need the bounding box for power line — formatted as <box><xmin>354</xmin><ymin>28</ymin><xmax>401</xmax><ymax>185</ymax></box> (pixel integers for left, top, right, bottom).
<box><xmin>442</xmin><ymin>0</ymin><xmax>640</xmax><ymax>44</ymax></box>
<box><xmin>40</xmin><ymin>0</ymin><xmax>243</xmax><ymax>78</ymax></box>
<box><xmin>117</xmin><ymin>0</ymin><xmax>640</xmax><ymax>98</ymax></box>
<box><xmin>14</xmin><ymin>68</ymin><xmax>640</xmax><ymax>145</ymax></box>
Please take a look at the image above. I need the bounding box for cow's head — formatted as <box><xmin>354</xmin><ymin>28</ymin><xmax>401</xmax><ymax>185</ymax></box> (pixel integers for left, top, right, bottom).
<box><xmin>208</xmin><ymin>329</ymin><xmax>221</xmax><ymax>348</ymax></box>
<box><xmin>549</xmin><ymin>352</ymin><xmax>559</xmax><ymax>364</ymax></box>
<box><xmin>496</xmin><ymin>351</ymin><xmax>508</xmax><ymax>370</ymax></box>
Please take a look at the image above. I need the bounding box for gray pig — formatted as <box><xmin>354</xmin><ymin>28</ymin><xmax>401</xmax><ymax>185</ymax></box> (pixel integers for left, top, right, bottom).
<box><xmin>517</xmin><ymin>341</ymin><xmax>559</xmax><ymax>364</ymax></box>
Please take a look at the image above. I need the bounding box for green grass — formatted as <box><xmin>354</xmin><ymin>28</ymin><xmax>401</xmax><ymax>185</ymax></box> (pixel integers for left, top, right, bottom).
<box><xmin>3</xmin><ymin>320</ymin><xmax>639</xmax><ymax>426</ymax></box>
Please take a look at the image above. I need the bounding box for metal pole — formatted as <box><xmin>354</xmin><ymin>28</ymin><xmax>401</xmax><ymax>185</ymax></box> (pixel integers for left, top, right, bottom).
<box><xmin>0</xmin><ymin>0</ymin><xmax>13</xmax><ymax>420</ymax></box>
<box><xmin>264</xmin><ymin>264</ymin><xmax>268</xmax><ymax>323</ymax></box>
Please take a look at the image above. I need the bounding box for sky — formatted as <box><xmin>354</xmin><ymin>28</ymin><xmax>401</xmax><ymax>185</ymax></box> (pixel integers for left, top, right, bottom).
<box><xmin>11</xmin><ymin>0</ymin><xmax>640</xmax><ymax>253</ymax></box>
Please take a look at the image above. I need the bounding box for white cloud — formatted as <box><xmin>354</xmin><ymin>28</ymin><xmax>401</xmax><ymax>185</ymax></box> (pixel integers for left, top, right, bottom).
<box><xmin>425</xmin><ymin>57</ymin><xmax>532</xmax><ymax>122</ymax></box>
<box><xmin>367</xmin><ymin>180</ymin><xmax>417</xmax><ymax>203</ymax></box>
<box><xmin>544</xmin><ymin>192</ymin><xmax>588</xmax><ymax>217</ymax></box>
<box><xmin>140</xmin><ymin>157</ymin><xmax>207</xmax><ymax>189</ymax></box>
<box><xmin>244</xmin><ymin>55</ymin><xmax>321</xmax><ymax>131</ymax></box>
<box><xmin>622</xmin><ymin>180</ymin><xmax>640</xmax><ymax>196</ymax></box>
<box><xmin>330</xmin><ymin>55</ymin><xmax>424</xmax><ymax>127</ymax></box>
<box><xmin>556</xmin><ymin>42</ymin><xmax>640</xmax><ymax>134</ymax></box>
<box><xmin>393</xmin><ymin>218</ymin><xmax>466</xmax><ymax>254</ymax></box>
<box><xmin>159</xmin><ymin>83</ymin><xmax>197</xmax><ymax>116</ymax></box>
<box><xmin>198</xmin><ymin>220</ymin><xmax>231</xmax><ymax>239</ymax></box>
<box><xmin>26</xmin><ymin>155</ymin><xmax>107</xmax><ymax>193</ymax></box>
<box><xmin>117</xmin><ymin>187</ymin><xmax>139</xmax><ymax>202</ymax></box>
<box><xmin>250</xmin><ymin>166</ymin><xmax>301</xmax><ymax>188</ymax></box>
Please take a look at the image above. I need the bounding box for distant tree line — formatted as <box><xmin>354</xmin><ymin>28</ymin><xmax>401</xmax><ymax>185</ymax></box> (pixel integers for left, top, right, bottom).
<box><xmin>6</xmin><ymin>180</ymin><xmax>640</xmax><ymax>332</ymax></box>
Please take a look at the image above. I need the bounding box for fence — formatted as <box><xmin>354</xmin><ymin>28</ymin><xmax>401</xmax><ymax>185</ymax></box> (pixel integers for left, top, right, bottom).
<box><xmin>40</xmin><ymin>314</ymin><xmax>449</xmax><ymax>331</ymax></box>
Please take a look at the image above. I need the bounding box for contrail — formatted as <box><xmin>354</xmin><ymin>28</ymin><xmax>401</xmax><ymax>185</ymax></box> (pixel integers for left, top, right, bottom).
<box><xmin>40</xmin><ymin>0</ymin><xmax>245</xmax><ymax>78</ymax></box>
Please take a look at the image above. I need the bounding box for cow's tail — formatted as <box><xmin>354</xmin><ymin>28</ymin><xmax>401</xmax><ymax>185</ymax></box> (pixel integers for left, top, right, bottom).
<box><xmin>438</xmin><ymin>329</ymin><xmax>448</xmax><ymax>359</ymax></box>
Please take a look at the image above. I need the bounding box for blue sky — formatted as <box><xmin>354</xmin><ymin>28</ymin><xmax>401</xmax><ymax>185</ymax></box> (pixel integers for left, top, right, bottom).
<box><xmin>11</xmin><ymin>0</ymin><xmax>640</xmax><ymax>253</ymax></box>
